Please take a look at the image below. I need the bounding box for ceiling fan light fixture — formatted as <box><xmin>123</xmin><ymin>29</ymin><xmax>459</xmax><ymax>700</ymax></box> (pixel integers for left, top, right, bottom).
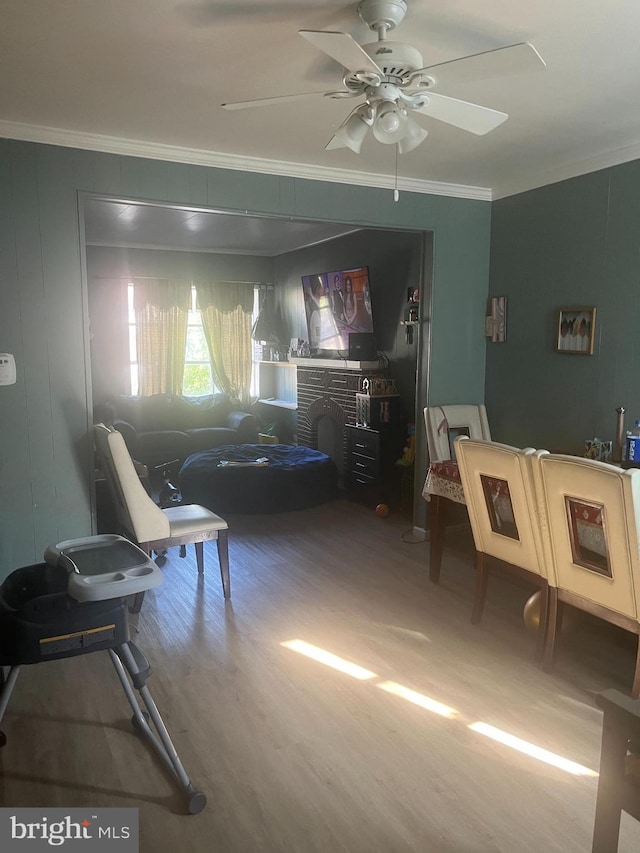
<box><xmin>397</xmin><ymin>116</ymin><xmax>428</xmax><ymax>154</ymax></box>
<box><xmin>372</xmin><ymin>100</ymin><xmax>407</xmax><ymax>144</ymax></box>
<box><xmin>325</xmin><ymin>105</ymin><xmax>373</xmax><ymax>153</ymax></box>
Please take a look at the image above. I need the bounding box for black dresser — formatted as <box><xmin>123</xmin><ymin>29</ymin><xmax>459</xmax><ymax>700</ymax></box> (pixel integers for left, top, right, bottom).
<box><xmin>346</xmin><ymin>424</ymin><xmax>404</xmax><ymax>507</ymax></box>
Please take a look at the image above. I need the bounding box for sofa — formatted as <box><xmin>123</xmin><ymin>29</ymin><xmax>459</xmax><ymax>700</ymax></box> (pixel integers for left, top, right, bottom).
<box><xmin>97</xmin><ymin>393</ymin><xmax>260</xmax><ymax>469</ymax></box>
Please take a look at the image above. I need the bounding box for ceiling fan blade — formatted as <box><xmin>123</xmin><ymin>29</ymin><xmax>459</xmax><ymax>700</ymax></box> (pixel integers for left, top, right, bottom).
<box><xmin>414</xmin><ymin>92</ymin><xmax>508</xmax><ymax>135</ymax></box>
<box><xmin>221</xmin><ymin>91</ymin><xmax>331</xmax><ymax>110</ymax></box>
<box><xmin>416</xmin><ymin>43</ymin><xmax>545</xmax><ymax>87</ymax></box>
<box><xmin>299</xmin><ymin>30</ymin><xmax>382</xmax><ymax>76</ymax></box>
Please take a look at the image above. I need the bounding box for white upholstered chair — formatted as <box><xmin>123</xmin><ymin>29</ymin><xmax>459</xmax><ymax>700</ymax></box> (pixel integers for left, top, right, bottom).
<box><xmin>424</xmin><ymin>404</ymin><xmax>491</xmax><ymax>464</ymax></box>
<box><xmin>532</xmin><ymin>452</ymin><xmax>640</xmax><ymax>696</ymax></box>
<box><xmin>94</xmin><ymin>423</ymin><xmax>230</xmax><ymax>600</ymax></box>
<box><xmin>455</xmin><ymin>436</ymin><xmax>549</xmax><ymax>660</ymax></box>
<box><xmin>422</xmin><ymin>404</ymin><xmax>491</xmax><ymax>582</ymax></box>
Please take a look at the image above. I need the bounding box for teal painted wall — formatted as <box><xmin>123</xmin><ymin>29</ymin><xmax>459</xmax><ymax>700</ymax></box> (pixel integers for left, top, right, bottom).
<box><xmin>487</xmin><ymin>161</ymin><xmax>640</xmax><ymax>454</ymax></box>
<box><xmin>0</xmin><ymin>138</ymin><xmax>491</xmax><ymax>576</ymax></box>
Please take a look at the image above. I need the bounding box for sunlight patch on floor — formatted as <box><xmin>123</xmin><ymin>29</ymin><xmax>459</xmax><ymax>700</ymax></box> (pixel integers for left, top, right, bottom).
<box><xmin>281</xmin><ymin>640</ymin><xmax>377</xmax><ymax>680</ymax></box>
<box><xmin>376</xmin><ymin>681</ymin><xmax>458</xmax><ymax>718</ymax></box>
<box><xmin>281</xmin><ymin>637</ymin><xmax>599</xmax><ymax>778</ymax></box>
<box><xmin>468</xmin><ymin>722</ymin><xmax>598</xmax><ymax>776</ymax></box>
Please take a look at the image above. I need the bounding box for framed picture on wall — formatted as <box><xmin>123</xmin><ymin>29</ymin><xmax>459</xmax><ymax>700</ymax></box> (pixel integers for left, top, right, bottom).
<box><xmin>556</xmin><ymin>307</ymin><xmax>596</xmax><ymax>355</ymax></box>
<box><xmin>491</xmin><ymin>296</ymin><xmax>507</xmax><ymax>342</ymax></box>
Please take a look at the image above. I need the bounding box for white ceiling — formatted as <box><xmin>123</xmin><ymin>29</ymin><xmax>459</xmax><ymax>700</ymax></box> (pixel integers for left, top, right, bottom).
<box><xmin>2</xmin><ymin>1</ymin><xmax>640</xmax><ymax>200</ymax></box>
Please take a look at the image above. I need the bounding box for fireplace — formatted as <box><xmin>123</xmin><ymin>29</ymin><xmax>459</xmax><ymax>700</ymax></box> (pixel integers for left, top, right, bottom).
<box><xmin>295</xmin><ymin>361</ymin><xmax>383</xmax><ymax>477</ymax></box>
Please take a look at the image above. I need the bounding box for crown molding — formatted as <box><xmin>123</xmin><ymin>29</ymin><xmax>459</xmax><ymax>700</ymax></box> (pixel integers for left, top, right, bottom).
<box><xmin>4</xmin><ymin>120</ymin><xmax>640</xmax><ymax>204</ymax></box>
<box><xmin>0</xmin><ymin>120</ymin><xmax>492</xmax><ymax>202</ymax></box>
<box><xmin>493</xmin><ymin>141</ymin><xmax>640</xmax><ymax>200</ymax></box>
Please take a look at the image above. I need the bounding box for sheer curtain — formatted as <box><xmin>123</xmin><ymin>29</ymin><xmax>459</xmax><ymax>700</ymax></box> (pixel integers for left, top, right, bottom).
<box><xmin>133</xmin><ymin>279</ymin><xmax>191</xmax><ymax>396</ymax></box>
<box><xmin>196</xmin><ymin>282</ymin><xmax>254</xmax><ymax>404</ymax></box>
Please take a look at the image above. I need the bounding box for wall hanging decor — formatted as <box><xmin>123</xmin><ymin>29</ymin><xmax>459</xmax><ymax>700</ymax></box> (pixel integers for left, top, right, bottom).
<box><xmin>556</xmin><ymin>307</ymin><xmax>596</xmax><ymax>355</ymax></box>
<box><xmin>485</xmin><ymin>296</ymin><xmax>507</xmax><ymax>342</ymax></box>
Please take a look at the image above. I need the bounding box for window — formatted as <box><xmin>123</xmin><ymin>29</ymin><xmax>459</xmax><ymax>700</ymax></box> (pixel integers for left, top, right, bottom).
<box><xmin>127</xmin><ymin>283</ymin><xmax>138</xmax><ymax>395</ymax></box>
<box><xmin>250</xmin><ymin>285</ymin><xmax>260</xmax><ymax>398</ymax></box>
<box><xmin>183</xmin><ymin>287</ymin><xmax>214</xmax><ymax>396</ymax></box>
<box><xmin>128</xmin><ymin>282</ymin><xmax>260</xmax><ymax>397</ymax></box>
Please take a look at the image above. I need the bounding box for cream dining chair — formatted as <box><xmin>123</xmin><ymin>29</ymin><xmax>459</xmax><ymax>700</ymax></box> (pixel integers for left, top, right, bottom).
<box><xmin>94</xmin><ymin>423</ymin><xmax>230</xmax><ymax>601</ymax></box>
<box><xmin>532</xmin><ymin>451</ymin><xmax>640</xmax><ymax>697</ymax></box>
<box><xmin>455</xmin><ymin>436</ymin><xmax>550</xmax><ymax>661</ymax></box>
<box><xmin>424</xmin><ymin>404</ymin><xmax>491</xmax><ymax>464</ymax></box>
<box><xmin>423</xmin><ymin>404</ymin><xmax>491</xmax><ymax>582</ymax></box>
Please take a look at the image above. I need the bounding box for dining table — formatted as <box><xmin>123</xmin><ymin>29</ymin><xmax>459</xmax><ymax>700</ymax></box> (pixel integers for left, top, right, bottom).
<box><xmin>422</xmin><ymin>460</ymin><xmax>466</xmax><ymax>583</ymax></box>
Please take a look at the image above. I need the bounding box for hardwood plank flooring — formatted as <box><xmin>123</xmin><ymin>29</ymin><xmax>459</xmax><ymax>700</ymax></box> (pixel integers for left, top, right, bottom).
<box><xmin>1</xmin><ymin>497</ymin><xmax>640</xmax><ymax>852</ymax></box>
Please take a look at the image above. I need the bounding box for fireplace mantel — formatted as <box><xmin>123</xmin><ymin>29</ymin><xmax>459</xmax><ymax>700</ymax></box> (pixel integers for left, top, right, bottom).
<box><xmin>290</xmin><ymin>357</ymin><xmax>380</xmax><ymax>370</ymax></box>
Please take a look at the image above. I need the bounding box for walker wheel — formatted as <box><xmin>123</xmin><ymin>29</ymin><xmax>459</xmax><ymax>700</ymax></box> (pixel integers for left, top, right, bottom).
<box><xmin>131</xmin><ymin>711</ymin><xmax>150</xmax><ymax>735</ymax></box>
<box><xmin>154</xmin><ymin>553</ymin><xmax>167</xmax><ymax>567</ymax></box>
<box><xmin>0</xmin><ymin>730</ymin><xmax>7</xmax><ymax>748</ymax></box>
<box><xmin>188</xmin><ymin>791</ymin><xmax>207</xmax><ymax>815</ymax></box>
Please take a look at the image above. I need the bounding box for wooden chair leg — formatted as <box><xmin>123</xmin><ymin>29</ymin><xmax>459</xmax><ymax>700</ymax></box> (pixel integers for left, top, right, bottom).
<box><xmin>534</xmin><ymin>583</ymin><xmax>549</xmax><ymax>665</ymax></box>
<box><xmin>471</xmin><ymin>552</ymin><xmax>488</xmax><ymax>625</ymax></box>
<box><xmin>592</xmin><ymin>716</ymin><xmax>628</xmax><ymax>852</ymax></box>
<box><xmin>195</xmin><ymin>541</ymin><xmax>204</xmax><ymax>575</ymax></box>
<box><xmin>543</xmin><ymin>587</ymin><xmax>559</xmax><ymax>672</ymax></box>
<box><xmin>429</xmin><ymin>495</ymin><xmax>447</xmax><ymax>584</ymax></box>
<box><xmin>216</xmin><ymin>530</ymin><xmax>231</xmax><ymax>599</ymax></box>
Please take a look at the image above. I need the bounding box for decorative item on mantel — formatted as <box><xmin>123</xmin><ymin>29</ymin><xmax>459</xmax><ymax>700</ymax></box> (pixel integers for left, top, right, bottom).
<box><xmin>289</xmin><ymin>338</ymin><xmax>305</xmax><ymax>358</ymax></box>
<box><xmin>360</xmin><ymin>377</ymin><xmax>397</xmax><ymax>396</ymax></box>
<box><xmin>356</xmin><ymin>377</ymin><xmax>400</xmax><ymax>429</ymax></box>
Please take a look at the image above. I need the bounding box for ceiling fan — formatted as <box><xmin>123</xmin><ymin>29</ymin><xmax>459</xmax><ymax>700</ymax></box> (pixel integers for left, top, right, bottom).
<box><xmin>221</xmin><ymin>0</ymin><xmax>545</xmax><ymax>155</ymax></box>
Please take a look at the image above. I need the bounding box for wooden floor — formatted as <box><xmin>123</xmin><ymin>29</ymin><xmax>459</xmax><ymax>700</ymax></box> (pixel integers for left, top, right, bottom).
<box><xmin>1</xmin><ymin>497</ymin><xmax>640</xmax><ymax>852</ymax></box>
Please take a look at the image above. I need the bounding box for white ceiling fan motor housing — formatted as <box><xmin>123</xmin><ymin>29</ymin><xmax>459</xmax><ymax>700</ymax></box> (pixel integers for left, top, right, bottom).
<box><xmin>362</xmin><ymin>40</ymin><xmax>423</xmax><ymax>80</ymax></box>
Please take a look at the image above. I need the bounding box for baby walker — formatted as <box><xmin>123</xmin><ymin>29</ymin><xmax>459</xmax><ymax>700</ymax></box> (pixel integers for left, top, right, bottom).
<box><xmin>0</xmin><ymin>534</ymin><xmax>206</xmax><ymax>814</ymax></box>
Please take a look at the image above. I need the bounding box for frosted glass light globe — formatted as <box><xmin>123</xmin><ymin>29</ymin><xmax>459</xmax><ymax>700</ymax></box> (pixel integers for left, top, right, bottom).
<box><xmin>379</xmin><ymin>111</ymin><xmax>401</xmax><ymax>133</ymax></box>
<box><xmin>372</xmin><ymin>101</ymin><xmax>407</xmax><ymax>144</ymax></box>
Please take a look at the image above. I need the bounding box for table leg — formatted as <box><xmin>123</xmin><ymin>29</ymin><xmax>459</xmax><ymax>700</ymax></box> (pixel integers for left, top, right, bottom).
<box><xmin>429</xmin><ymin>494</ymin><xmax>448</xmax><ymax>583</ymax></box>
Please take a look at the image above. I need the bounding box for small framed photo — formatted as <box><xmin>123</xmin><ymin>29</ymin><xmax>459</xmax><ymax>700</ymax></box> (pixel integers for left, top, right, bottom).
<box><xmin>491</xmin><ymin>296</ymin><xmax>507</xmax><ymax>342</ymax></box>
<box><xmin>556</xmin><ymin>307</ymin><xmax>596</xmax><ymax>355</ymax></box>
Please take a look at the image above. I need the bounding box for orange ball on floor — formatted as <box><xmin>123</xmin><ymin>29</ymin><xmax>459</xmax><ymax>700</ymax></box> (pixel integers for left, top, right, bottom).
<box><xmin>375</xmin><ymin>503</ymin><xmax>389</xmax><ymax>518</ymax></box>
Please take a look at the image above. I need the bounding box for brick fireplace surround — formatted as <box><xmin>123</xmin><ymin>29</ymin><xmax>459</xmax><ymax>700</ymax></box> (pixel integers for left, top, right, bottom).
<box><xmin>293</xmin><ymin>359</ymin><xmax>382</xmax><ymax>475</ymax></box>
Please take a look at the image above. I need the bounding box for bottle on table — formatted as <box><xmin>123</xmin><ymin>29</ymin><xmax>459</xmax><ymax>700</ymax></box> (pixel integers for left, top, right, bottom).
<box><xmin>626</xmin><ymin>420</ymin><xmax>640</xmax><ymax>463</ymax></box>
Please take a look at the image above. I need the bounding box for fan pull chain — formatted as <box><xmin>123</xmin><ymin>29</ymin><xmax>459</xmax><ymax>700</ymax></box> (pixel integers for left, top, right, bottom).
<box><xmin>393</xmin><ymin>144</ymin><xmax>400</xmax><ymax>202</ymax></box>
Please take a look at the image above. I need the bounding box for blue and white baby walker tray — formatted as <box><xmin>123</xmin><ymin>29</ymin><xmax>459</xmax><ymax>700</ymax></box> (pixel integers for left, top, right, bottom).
<box><xmin>0</xmin><ymin>534</ymin><xmax>206</xmax><ymax>814</ymax></box>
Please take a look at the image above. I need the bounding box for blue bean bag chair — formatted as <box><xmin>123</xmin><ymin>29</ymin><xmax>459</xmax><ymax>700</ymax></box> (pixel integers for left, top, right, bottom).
<box><xmin>178</xmin><ymin>444</ymin><xmax>339</xmax><ymax>514</ymax></box>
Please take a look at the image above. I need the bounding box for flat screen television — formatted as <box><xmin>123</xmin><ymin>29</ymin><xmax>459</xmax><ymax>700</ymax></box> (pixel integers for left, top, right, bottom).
<box><xmin>301</xmin><ymin>265</ymin><xmax>374</xmax><ymax>357</ymax></box>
